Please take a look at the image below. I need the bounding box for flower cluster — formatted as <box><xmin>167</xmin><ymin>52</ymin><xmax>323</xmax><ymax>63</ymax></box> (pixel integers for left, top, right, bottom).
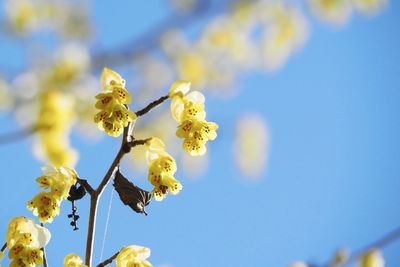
<box><xmin>63</xmin><ymin>253</ymin><xmax>87</xmax><ymax>267</ymax></box>
<box><xmin>146</xmin><ymin>138</ymin><xmax>182</xmax><ymax>201</ymax></box>
<box><xmin>359</xmin><ymin>249</ymin><xmax>385</xmax><ymax>267</ymax></box>
<box><xmin>116</xmin><ymin>245</ymin><xmax>153</xmax><ymax>267</ymax></box>
<box><xmin>6</xmin><ymin>217</ymin><xmax>51</xmax><ymax>267</ymax></box>
<box><xmin>36</xmin><ymin>90</ymin><xmax>77</xmax><ymax>167</ymax></box>
<box><xmin>169</xmin><ymin>81</ymin><xmax>218</xmax><ymax>156</ymax></box>
<box><xmin>94</xmin><ymin>68</ymin><xmax>137</xmax><ymax>137</ymax></box>
<box><xmin>27</xmin><ymin>166</ymin><xmax>77</xmax><ymax>223</ymax></box>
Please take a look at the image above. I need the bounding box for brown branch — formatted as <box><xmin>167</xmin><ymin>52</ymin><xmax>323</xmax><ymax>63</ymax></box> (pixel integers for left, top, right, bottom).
<box><xmin>40</xmin><ymin>223</ymin><xmax>48</xmax><ymax>267</ymax></box>
<box><xmin>84</xmin><ymin>125</ymin><xmax>148</xmax><ymax>265</ymax></box>
<box><xmin>1</xmin><ymin>242</ymin><xmax>6</xmax><ymax>252</ymax></box>
<box><xmin>96</xmin><ymin>251</ymin><xmax>120</xmax><ymax>267</ymax></box>
<box><xmin>134</xmin><ymin>95</ymin><xmax>169</xmax><ymax>117</ymax></box>
<box><xmin>77</xmin><ymin>178</ymin><xmax>95</xmax><ymax>195</ymax></box>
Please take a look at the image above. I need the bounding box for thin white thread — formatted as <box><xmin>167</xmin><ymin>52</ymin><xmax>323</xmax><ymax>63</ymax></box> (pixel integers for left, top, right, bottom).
<box><xmin>99</xmin><ymin>187</ymin><xmax>115</xmax><ymax>262</ymax></box>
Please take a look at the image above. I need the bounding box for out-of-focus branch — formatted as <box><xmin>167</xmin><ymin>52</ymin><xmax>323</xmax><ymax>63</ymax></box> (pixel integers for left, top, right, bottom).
<box><xmin>0</xmin><ymin>124</ymin><xmax>39</xmax><ymax>145</ymax></box>
<box><xmin>1</xmin><ymin>242</ymin><xmax>6</xmax><ymax>252</ymax></box>
<box><xmin>91</xmin><ymin>0</ymin><xmax>213</xmax><ymax>69</ymax></box>
<box><xmin>319</xmin><ymin>225</ymin><xmax>400</xmax><ymax>267</ymax></box>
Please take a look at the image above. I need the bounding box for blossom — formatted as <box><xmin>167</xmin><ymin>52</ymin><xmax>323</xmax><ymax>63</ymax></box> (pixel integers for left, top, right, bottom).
<box><xmin>6</xmin><ymin>216</ymin><xmax>50</xmax><ymax>267</ymax></box>
<box><xmin>28</xmin><ymin>166</ymin><xmax>78</xmax><ymax>223</ymax></box>
<box><xmin>352</xmin><ymin>0</ymin><xmax>387</xmax><ymax>15</ymax></box>
<box><xmin>9</xmin><ymin>245</ymin><xmax>43</xmax><ymax>266</ymax></box>
<box><xmin>35</xmin><ymin>90</ymin><xmax>77</xmax><ymax>167</ymax></box>
<box><xmin>94</xmin><ymin>68</ymin><xmax>136</xmax><ymax>137</ymax></box>
<box><xmin>6</xmin><ymin>217</ymin><xmax>51</xmax><ymax>249</ymax></box>
<box><xmin>63</xmin><ymin>253</ymin><xmax>87</xmax><ymax>267</ymax></box>
<box><xmin>169</xmin><ymin>82</ymin><xmax>218</xmax><ymax>156</ymax></box>
<box><xmin>289</xmin><ymin>262</ymin><xmax>308</xmax><ymax>267</ymax></box>
<box><xmin>146</xmin><ymin>138</ymin><xmax>182</xmax><ymax>201</ymax></box>
<box><xmin>309</xmin><ymin>0</ymin><xmax>352</xmax><ymax>25</ymax></box>
<box><xmin>359</xmin><ymin>249</ymin><xmax>385</xmax><ymax>267</ymax></box>
<box><xmin>116</xmin><ymin>245</ymin><xmax>153</xmax><ymax>267</ymax></box>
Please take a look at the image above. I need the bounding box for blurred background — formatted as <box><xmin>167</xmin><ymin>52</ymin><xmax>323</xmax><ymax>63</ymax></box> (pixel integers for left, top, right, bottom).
<box><xmin>0</xmin><ymin>0</ymin><xmax>399</xmax><ymax>266</ymax></box>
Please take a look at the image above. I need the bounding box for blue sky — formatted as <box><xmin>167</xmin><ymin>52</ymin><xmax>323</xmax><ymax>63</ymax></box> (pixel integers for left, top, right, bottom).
<box><xmin>1</xmin><ymin>1</ymin><xmax>400</xmax><ymax>267</ymax></box>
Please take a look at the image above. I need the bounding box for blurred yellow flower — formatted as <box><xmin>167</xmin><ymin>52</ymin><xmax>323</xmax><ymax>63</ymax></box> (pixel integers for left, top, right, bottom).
<box><xmin>234</xmin><ymin>114</ymin><xmax>269</xmax><ymax>178</ymax></box>
<box><xmin>309</xmin><ymin>0</ymin><xmax>352</xmax><ymax>25</ymax></box>
<box><xmin>289</xmin><ymin>262</ymin><xmax>308</xmax><ymax>267</ymax></box>
<box><xmin>359</xmin><ymin>249</ymin><xmax>385</xmax><ymax>267</ymax></box>
<box><xmin>63</xmin><ymin>253</ymin><xmax>87</xmax><ymax>267</ymax></box>
<box><xmin>116</xmin><ymin>245</ymin><xmax>153</xmax><ymax>267</ymax></box>
<box><xmin>353</xmin><ymin>0</ymin><xmax>387</xmax><ymax>15</ymax></box>
<box><xmin>36</xmin><ymin>90</ymin><xmax>77</xmax><ymax>167</ymax></box>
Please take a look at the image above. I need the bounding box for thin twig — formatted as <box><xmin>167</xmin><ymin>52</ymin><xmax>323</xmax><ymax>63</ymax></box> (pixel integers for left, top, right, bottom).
<box><xmin>134</xmin><ymin>95</ymin><xmax>169</xmax><ymax>117</ymax></box>
<box><xmin>1</xmin><ymin>242</ymin><xmax>6</xmax><ymax>252</ymax></box>
<box><xmin>96</xmin><ymin>251</ymin><xmax>120</xmax><ymax>267</ymax></box>
<box><xmin>85</xmin><ymin>124</ymin><xmax>131</xmax><ymax>266</ymax></box>
<box><xmin>0</xmin><ymin>125</ymin><xmax>38</xmax><ymax>145</ymax></box>
<box><xmin>77</xmin><ymin>178</ymin><xmax>95</xmax><ymax>195</ymax></box>
<box><xmin>40</xmin><ymin>223</ymin><xmax>48</xmax><ymax>267</ymax></box>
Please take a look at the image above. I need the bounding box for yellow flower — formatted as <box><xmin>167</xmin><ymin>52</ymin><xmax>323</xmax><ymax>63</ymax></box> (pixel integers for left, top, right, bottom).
<box><xmin>176</xmin><ymin>119</ymin><xmax>218</xmax><ymax>156</ymax></box>
<box><xmin>168</xmin><ymin>80</ymin><xmax>191</xmax><ymax>98</ymax></box>
<box><xmin>36</xmin><ymin>90</ymin><xmax>77</xmax><ymax>167</ymax></box>
<box><xmin>101</xmin><ymin>67</ymin><xmax>126</xmax><ymax>90</ymax></box>
<box><xmin>9</xmin><ymin>245</ymin><xmax>43</xmax><ymax>266</ymax></box>
<box><xmin>36</xmin><ymin>166</ymin><xmax>77</xmax><ymax>199</ymax></box>
<box><xmin>146</xmin><ymin>138</ymin><xmax>182</xmax><ymax>201</ymax></box>
<box><xmin>353</xmin><ymin>0</ymin><xmax>386</xmax><ymax>15</ymax></box>
<box><xmin>29</xmin><ymin>166</ymin><xmax>78</xmax><ymax>223</ymax></box>
<box><xmin>309</xmin><ymin>0</ymin><xmax>352</xmax><ymax>25</ymax></box>
<box><xmin>359</xmin><ymin>249</ymin><xmax>384</xmax><ymax>267</ymax></box>
<box><xmin>6</xmin><ymin>217</ymin><xmax>51</xmax><ymax>249</ymax></box>
<box><xmin>27</xmin><ymin>192</ymin><xmax>61</xmax><ymax>224</ymax></box>
<box><xmin>289</xmin><ymin>262</ymin><xmax>308</xmax><ymax>267</ymax></box>
<box><xmin>116</xmin><ymin>245</ymin><xmax>153</xmax><ymax>267</ymax></box>
<box><xmin>63</xmin><ymin>253</ymin><xmax>87</xmax><ymax>267</ymax></box>
<box><xmin>94</xmin><ymin>68</ymin><xmax>136</xmax><ymax>137</ymax></box>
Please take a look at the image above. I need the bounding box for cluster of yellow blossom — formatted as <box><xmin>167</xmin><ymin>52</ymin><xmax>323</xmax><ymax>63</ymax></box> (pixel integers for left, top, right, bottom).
<box><xmin>27</xmin><ymin>166</ymin><xmax>77</xmax><ymax>223</ymax></box>
<box><xmin>310</xmin><ymin>0</ymin><xmax>387</xmax><ymax>25</ymax></box>
<box><xmin>234</xmin><ymin>114</ymin><xmax>270</xmax><ymax>179</ymax></box>
<box><xmin>94</xmin><ymin>68</ymin><xmax>137</xmax><ymax>137</ymax></box>
<box><xmin>169</xmin><ymin>81</ymin><xmax>218</xmax><ymax>156</ymax></box>
<box><xmin>63</xmin><ymin>254</ymin><xmax>87</xmax><ymax>267</ymax></box>
<box><xmin>146</xmin><ymin>137</ymin><xmax>182</xmax><ymax>201</ymax></box>
<box><xmin>359</xmin><ymin>249</ymin><xmax>385</xmax><ymax>267</ymax></box>
<box><xmin>5</xmin><ymin>0</ymin><xmax>90</xmax><ymax>37</ymax></box>
<box><xmin>116</xmin><ymin>245</ymin><xmax>153</xmax><ymax>267</ymax></box>
<box><xmin>289</xmin><ymin>248</ymin><xmax>384</xmax><ymax>267</ymax></box>
<box><xmin>35</xmin><ymin>90</ymin><xmax>77</xmax><ymax>167</ymax></box>
<box><xmin>5</xmin><ymin>217</ymin><xmax>51</xmax><ymax>267</ymax></box>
